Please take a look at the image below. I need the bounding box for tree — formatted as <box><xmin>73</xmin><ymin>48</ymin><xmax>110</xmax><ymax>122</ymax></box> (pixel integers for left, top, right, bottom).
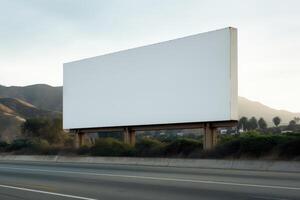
<box><xmin>21</xmin><ymin>117</ymin><xmax>66</xmax><ymax>144</ymax></box>
<box><xmin>238</xmin><ymin>117</ymin><xmax>248</xmax><ymax>131</ymax></box>
<box><xmin>294</xmin><ymin>117</ymin><xmax>300</xmax><ymax>124</ymax></box>
<box><xmin>272</xmin><ymin>116</ymin><xmax>281</xmax><ymax>127</ymax></box>
<box><xmin>21</xmin><ymin>118</ymin><xmax>48</xmax><ymax>138</ymax></box>
<box><xmin>248</xmin><ymin>117</ymin><xmax>258</xmax><ymax>130</ymax></box>
<box><xmin>258</xmin><ymin>118</ymin><xmax>267</xmax><ymax>130</ymax></box>
<box><xmin>287</xmin><ymin>120</ymin><xmax>297</xmax><ymax>131</ymax></box>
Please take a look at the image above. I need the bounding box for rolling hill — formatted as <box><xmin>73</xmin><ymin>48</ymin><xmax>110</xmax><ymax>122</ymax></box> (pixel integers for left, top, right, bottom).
<box><xmin>0</xmin><ymin>84</ymin><xmax>62</xmax><ymax>111</ymax></box>
<box><xmin>0</xmin><ymin>97</ymin><xmax>61</xmax><ymax>141</ymax></box>
<box><xmin>238</xmin><ymin>97</ymin><xmax>300</xmax><ymax>126</ymax></box>
<box><xmin>0</xmin><ymin>98</ymin><xmax>59</xmax><ymax>119</ymax></box>
<box><xmin>0</xmin><ymin>111</ymin><xmax>24</xmax><ymax>142</ymax></box>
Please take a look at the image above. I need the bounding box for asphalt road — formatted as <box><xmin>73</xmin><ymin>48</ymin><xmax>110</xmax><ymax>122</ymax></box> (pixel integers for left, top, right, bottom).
<box><xmin>0</xmin><ymin>161</ymin><xmax>299</xmax><ymax>200</ymax></box>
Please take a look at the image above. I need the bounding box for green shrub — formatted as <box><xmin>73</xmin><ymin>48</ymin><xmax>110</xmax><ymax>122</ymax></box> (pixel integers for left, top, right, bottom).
<box><xmin>77</xmin><ymin>145</ymin><xmax>91</xmax><ymax>155</ymax></box>
<box><xmin>5</xmin><ymin>138</ymin><xmax>62</xmax><ymax>155</ymax></box>
<box><xmin>238</xmin><ymin>136</ymin><xmax>275</xmax><ymax>157</ymax></box>
<box><xmin>211</xmin><ymin>134</ymin><xmax>295</xmax><ymax>158</ymax></box>
<box><xmin>31</xmin><ymin>138</ymin><xmax>50</xmax><ymax>149</ymax></box>
<box><xmin>135</xmin><ymin>138</ymin><xmax>165</xmax><ymax>157</ymax></box>
<box><xmin>21</xmin><ymin>117</ymin><xmax>66</xmax><ymax>144</ymax></box>
<box><xmin>90</xmin><ymin>138</ymin><xmax>134</xmax><ymax>156</ymax></box>
<box><xmin>278</xmin><ymin>138</ymin><xmax>300</xmax><ymax>159</ymax></box>
<box><xmin>29</xmin><ymin>138</ymin><xmax>52</xmax><ymax>154</ymax></box>
<box><xmin>0</xmin><ymin>141</ymin><xmax>8</xmax><ymax>150</ymax></box>
<box><xmin>240</xmin><ymin>131</ymin><xmax>261</xmax><ymax>137</ymax></box>
<box><xmin>164</xmin><ymin>138</ymin><xmax>202</xmax><ymax>157</ymax></box>
<box><xmin>6</xmin><ymin>139</ymin><xmax>32</xmax><ymax>151</ymax></box>
<box><xmin>209</xmin><ymin>138</ymin><xmax>241</xmax><ymax>158</ymax></box>
<box><xmin>63</xmin><ymin>135</ymin><xmax>76</xmax><ymax>148</ymax></box>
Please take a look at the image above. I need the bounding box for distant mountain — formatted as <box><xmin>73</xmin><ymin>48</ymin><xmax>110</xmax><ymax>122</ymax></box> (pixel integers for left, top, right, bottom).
<box><xmin>0</xmin><ymin>84</ymin><xmax>62</xmax><ymax>111</ymax></box>
<box><xmin>238</xmin><ymin>97</ymin><xmax>300</xmax><ymax>126</ymax></box>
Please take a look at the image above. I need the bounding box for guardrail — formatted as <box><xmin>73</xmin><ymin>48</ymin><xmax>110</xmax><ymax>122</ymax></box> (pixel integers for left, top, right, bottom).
<box><xmin>0</xmin><ymin>155</ymin><xmax>299</xmax><ymax>172</ymax></box>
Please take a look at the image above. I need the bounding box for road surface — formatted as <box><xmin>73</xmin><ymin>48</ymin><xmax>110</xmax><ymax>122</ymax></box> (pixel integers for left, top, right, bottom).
<box><xmin>0</xmin><ymin>160</ymin><xmax>299</xmax><ymax>200</ymax></box>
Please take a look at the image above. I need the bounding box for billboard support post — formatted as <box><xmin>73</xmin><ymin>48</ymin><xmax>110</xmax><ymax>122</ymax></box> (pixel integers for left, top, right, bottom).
<box><xmin>203</xmin><ymin>123</ymin><xmax>218</xmax><ymax>150</ymax></box>
<box><xmin>129</xmin><ymin>130</ymin><xmax>136</xmax><ymax>146</ymax></box>
<box><xmin>72</xmin><ymin>120</ymin><xmax>236</xmax><ymax>149</ymax></box>
<box><xmin>75</xmin><ymin>131</ymin><xmax>85</xmax><ymax>148</ymax></box>
<box><xmin>123</xmin><ymin>128</ymin><xmax>136</xmax><ymax>146</ymax></box>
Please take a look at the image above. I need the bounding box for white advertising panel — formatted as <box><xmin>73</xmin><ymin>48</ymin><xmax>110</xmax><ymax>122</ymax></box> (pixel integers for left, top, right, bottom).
<box><xmin>63</xmin><ymin>27</ymin><xmax>237</xmax><ymax>129</ymax></box>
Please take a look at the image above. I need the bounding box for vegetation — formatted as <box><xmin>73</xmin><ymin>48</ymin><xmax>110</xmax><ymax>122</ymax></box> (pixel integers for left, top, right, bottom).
<box><xmin>0</xmin><ymin>128</ymin><xmax>299</xmax><ymax>160</ymax></box>
<box><xmin>134</xmin><ymin>138</ymin><xmax>165</xmax><ymax>157</ymax></box>
<box><xmin>21</xmin><ymin>117</ymin><xmax>73</xmax><ymax>146</ymax></box>
<box><xmin>90</xmin><ymin>138</ymin><xmax>134</xmax><ymax>156</ymax></box>
<box><xmin>238</xmin><ymin>116</ymin><xmax>248</xmax><ymax>131</ymax></box>
<box><xmin>273</xmin><ymin>116</ymin><xmax>281</xmax><ymax>127</ymax></box>
<box><xmin>248</xmin><ymin>117</ymin><xmax>258</xmax><ymax>130</ymax></box>
<box><xmin>288</xmin><ymin>120</ymin><xmax>297</xmax><ymax>131</ymax></box>
<box><xmin>164</xmin><ymin>138</ymin><xmax>202</xmax><ymax>157</ymax></box>
<box><xmin>204</xmin><ymin>132</ymin><xmax>300</xmax><ymax>160</ymax></box>
<box><xmin>258</xmin><ymin>118</ymin><xmax>267</xmax><ymax>130</ymax></box>
<box><xmin>0</xmin><ymin>115</ymin><xmax>299</xmax><ymax>160</ymax></box>
<box><xmin>238</xmin><ymin>116</ymin><xmax>300</xmax><ymax>134</ymax></box>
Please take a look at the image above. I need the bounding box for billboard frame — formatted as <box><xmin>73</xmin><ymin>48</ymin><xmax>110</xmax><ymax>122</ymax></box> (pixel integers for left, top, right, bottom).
<box><xmin>64</xmin><ymin>27</ymin><xmax>238</xmax><ymax>149</ymax></box>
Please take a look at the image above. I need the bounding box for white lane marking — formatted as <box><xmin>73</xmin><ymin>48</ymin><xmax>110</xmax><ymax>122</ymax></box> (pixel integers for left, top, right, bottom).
<box><xmin>0</xmin><ymin>166</ymin><xmax>300</xmax><ymax>191</ymax></box>
<box><xmin>0</xmin><ymin>184</ymin><xmax>97</xmax><ymax>200</ymax></box>
<box><xmin>252</xmin><ymin>196</ymin><xmax>290</xmax><ymax>200</ymax></box>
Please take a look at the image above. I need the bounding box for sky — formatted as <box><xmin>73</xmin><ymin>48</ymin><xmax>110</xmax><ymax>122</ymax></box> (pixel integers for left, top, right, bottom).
<box><xmin>0</xmin><ymin>0</ymin><xmax>299</xmax><ymax>112</ymax></box>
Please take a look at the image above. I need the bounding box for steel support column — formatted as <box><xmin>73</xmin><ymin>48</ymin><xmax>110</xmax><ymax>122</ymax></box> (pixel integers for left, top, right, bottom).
<box><xmin>203</xmin><ymin>123</ymin><xmax>218</xmax><ymax>150</ymax></box>
<box><xmin>124</xmin><ymin>127</ymin><xmax>136</xmax><ymax>146</ymax></box>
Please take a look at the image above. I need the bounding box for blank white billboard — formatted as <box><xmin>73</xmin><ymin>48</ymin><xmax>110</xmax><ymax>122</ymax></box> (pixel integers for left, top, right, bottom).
<box><xmin>63</xmin><ymin>27</ymin><xmax>237</xmax><ymax>129</ymax></box>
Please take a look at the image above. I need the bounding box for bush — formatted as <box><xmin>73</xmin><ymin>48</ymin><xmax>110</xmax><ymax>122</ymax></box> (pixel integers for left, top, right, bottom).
<box><xmin>164</xmin><ymin>138</ymin><xmax>202</xmax><ymax>157</ymax></box>
<box><xmin>0</xmin><ymin>141</ymin><xmax>8</xmax><ymax>150</ymax></box>
<box><xmin>21</xmin><ymin>117</ymin><xmax>66</xmax><ymax>144</ymax></box>
<box><xmin>31</xmin><ymin>138</ymin><xmax>50</xmax><ymax>149</ymax></box>
<box><xmin>29</xmin><ymin>138</ymin><xmax>51</xmax><ymax>154</ymax></box>
<box><xmin>135</xmin><ymin>138</ymin><xmax>165</xmax><ymax>157</ymax></box>
<box><xmin>2</xmin><ymin>131</ymin><xmax>300</xmax><ymax>160</ymax></box>
<box><xmin>90</xmin><ymin>138</ymin><xmax>134</xmax><ymax>156</ymax></box>
<box><xmin>210</xmin><ymin>134</ymin><xmax>296</xmax><ymax>158</ymax></box>
<box><xmin>77</xmin><ymin>145</ymin><xmax>91</xmax><ymax>155</ymax></box>
<box><xmin>278</xmin><ymin>138</ymin><xmax>300</xmax><ymax>159</ymax></box>
<box><xmin>4</xmin><ymin>138</ymin><xmax>62</xmax><ymax>155</ymax></box>
<box><xmin>208</xmin><ymin>138</ymin><xmax>241</xmax><ymax>158</ymax></box>
<box><xmin>6</xmin><ymin>139</ymin><xmax>32</xmax><ymax>151</ymax></box>
<box><xmin>238</xmin><ymin>136</ymin><xmax>279</xmax><ymax>157</ymax></box>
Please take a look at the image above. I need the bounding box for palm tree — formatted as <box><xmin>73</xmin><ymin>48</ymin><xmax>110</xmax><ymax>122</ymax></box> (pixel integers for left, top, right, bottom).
<box><xmin>272</xmin><ymin>116</ymin><xmax>281</xmax><ymax>127</ymax></box>
<box><xmin>294</xmin><ymin>117</ymin><xmax>300</xmax><ymax>124</ymax></box>
<box><xmin>248</xmin><ymin>117</ymin><xmax>258</xmax><ymax>130</ymax></box>
<box><xmin>238</xmin><ymin>117</ymin><xmax>248</xmax><ymax>131</ymax></box>
<box><xmin>288</xmin><ymin>120</ymin><xmax>297</xmax><ymax>131</ymax></box>
<box><xmin>258</xmin><ymin>118</ymin><xmax>267</xmax><ymax>130</ymax></box>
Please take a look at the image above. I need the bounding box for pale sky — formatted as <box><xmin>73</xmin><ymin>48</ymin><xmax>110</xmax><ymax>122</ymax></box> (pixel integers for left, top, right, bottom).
<box><xmin>0</xmin><ymin>0</ymin><xmax>299</xmax><ymax>112</ymax></box>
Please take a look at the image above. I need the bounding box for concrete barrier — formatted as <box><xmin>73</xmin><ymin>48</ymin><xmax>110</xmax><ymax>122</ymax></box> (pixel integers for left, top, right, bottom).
<box><xmin>0</xmin><ymin>155</ymin><xmax>299</xmax><ymax>172</ymax></box>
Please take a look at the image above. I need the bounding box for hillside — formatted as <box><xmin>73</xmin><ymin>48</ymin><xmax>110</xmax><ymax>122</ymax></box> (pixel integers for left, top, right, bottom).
<box><xmin>0</xmin><ymin>112</ymin><xmax>24</xmax><ymax>142</ymax></box>
<box><xmin>0</xmin><ymin>97</ymin><xmax>61</xmax><ymax>141</ymax></box>
<box><xmin>238</xmin><ymin>97</ymin><xmax>300</xmax><ymax>126</ymax></box>
<box><xmin>0</xmin><ymin>84</ymin><xmax>62</xmax><ymax>111</ymax></box>
<box><xmin>0</xmin><ymin>98</ymin><xmax>59</xmax><ymax>119</ymax></box>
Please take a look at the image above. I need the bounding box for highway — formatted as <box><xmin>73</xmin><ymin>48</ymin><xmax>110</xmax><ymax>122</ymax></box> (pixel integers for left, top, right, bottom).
<box><xmin>0</xmin><ymin>161</ymin><xmax>299</xmax><ymax>200</ymax></box>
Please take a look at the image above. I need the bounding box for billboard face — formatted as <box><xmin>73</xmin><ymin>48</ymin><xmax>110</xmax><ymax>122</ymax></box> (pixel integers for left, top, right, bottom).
<box><xmin>63</xmin><ymin>27</ymin><xmax>237</xmax><ymax>129</ymax></box>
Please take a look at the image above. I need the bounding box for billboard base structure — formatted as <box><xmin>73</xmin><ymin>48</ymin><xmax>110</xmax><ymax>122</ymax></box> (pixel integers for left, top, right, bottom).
<box><xmin>71</xmin><ymin>120</ymin><xmax>237</xmax><ymax>150</ymax></box>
